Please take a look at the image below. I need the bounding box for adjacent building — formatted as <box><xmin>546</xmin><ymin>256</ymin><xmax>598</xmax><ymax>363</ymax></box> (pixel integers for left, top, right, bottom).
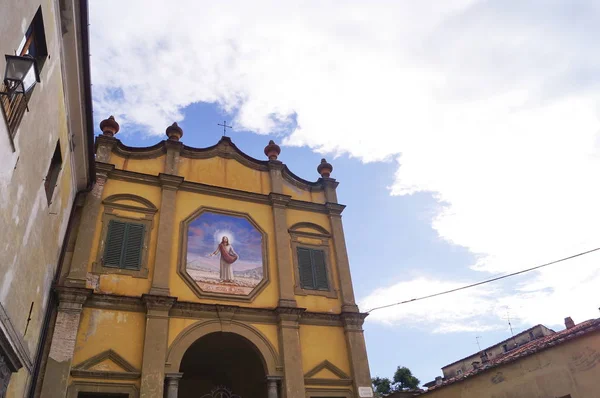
<box><xmin>422</xmin><ymin>316</ymin><xmax>600</xmax><ymax>398</ymax></box>
<box><xmin>440</xmin><ymin>324</ymin><xmax>555</xmax><ymax>379</ymax></box>
<box><xmin>37</xmin><ymin>118</ymin><xmax>372</xmax><ymax>398</ymax></box>
<box><xmin>0</xmin><ymin>0</ymin><xmax>94</xmax><ymax>397</ymax></box>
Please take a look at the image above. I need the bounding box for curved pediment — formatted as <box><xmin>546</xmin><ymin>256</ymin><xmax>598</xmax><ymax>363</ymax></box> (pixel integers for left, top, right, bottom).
<box><xmin>289</xmin><ymin>222</ymin><xmax>331</xmax><ymax>237</ymax></box>
<box><xmin>102</xmin><ymin>194</ymin><xmax>158</xmax><ymax>214</ymax></box>
<box><xmin>103</xmin><ymin>136</ymin><xmax>326</xmax><ymax>195</ymax></box>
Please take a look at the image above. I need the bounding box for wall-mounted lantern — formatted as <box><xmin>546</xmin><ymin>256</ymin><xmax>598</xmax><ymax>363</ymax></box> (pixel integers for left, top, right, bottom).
<box><xmin>1</xmin><ymin>55</ymin><xmax>40</xmax><ymax>96</ymax></box>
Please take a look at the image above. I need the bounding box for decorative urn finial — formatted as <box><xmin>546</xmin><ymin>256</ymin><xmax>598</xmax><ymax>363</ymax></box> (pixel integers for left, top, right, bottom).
<box><xmin>317</xmin><ymin>158</ymin><xmax>333</xmax><ymax>178</ymax></box>
<box><xmin>264</xmin><ymin>140</ymin><xmax>281</xmax><ymax>160</ymax></box>
<box><xmin>99</xmin><ymin>115</ymin><xmax>119</xmax><ymax>137</ymax></box>
<box><xmin>166</xmin><ymin>122</ymin><xmax>183</xmax><ymax>141</ymax></box>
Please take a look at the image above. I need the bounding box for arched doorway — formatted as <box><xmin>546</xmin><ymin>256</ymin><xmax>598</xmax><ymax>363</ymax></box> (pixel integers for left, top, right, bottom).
<box><xmin>178</xmin><ymin>332</ymin><xmax>268</xmax><ymax>398</ymax></box>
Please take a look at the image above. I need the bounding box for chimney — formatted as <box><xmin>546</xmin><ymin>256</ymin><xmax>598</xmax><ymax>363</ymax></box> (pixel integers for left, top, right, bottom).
<box><xmin>565</xmin><ymin>317</ymin><xmax>575</xmax><ymax>329</ymax></box>
<box><xmin>435</xmin><ymin>376</ymin><xmax>443</xmax><ymax>386</ymax></box>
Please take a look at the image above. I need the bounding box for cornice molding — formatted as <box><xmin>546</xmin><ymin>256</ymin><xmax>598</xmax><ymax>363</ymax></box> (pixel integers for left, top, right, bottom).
<box><xmin>268</xmin><ymin>192</ymin><xmax>292</xmax><ymax>207</ymax></box>
<box><xmin>99</xmin><ymin>163</ymin><xmax>338</xmax><ymax>214</ymax></box>
<box><xmin>100</xmin><ymin>135</ymin><xmax>330</xmax><ymax>193</ymax></box>
<box><xmin>325</xmin><ymin>202</ymin><xmax>346</xmax><ymax>215</ymax></box>
<box><xmin>112</xmin><ymin>140</ymin><xmax>166</xmax><ymax>159</ymax></box>
<box><xmin>158</xmin><ymin>173</ymin><xmax>184</xmax><ymax>190</ymax></box>
<box><xmin>142</xmin><ymin>294</ymin><xmax>177</xmax><ymax>312</ymax></box>
<box><xmin>78</xmin><ymin>293</ymin><xmax>358</xmax><ymax>327</ymax></box>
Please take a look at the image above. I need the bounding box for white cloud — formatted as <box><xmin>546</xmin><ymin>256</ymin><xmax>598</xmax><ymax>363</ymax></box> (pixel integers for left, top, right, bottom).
<box><xmin>90</xmin><ymin>0</ymin><xmax>600</xmax><ymax>331</ymax></box>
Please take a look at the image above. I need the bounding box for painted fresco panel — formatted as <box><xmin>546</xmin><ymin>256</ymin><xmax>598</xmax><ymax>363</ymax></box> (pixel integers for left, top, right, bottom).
<box><xmin>185</xmin><ymin>211</ymin><xmax>264</xmax><ymax>296</ymax></box>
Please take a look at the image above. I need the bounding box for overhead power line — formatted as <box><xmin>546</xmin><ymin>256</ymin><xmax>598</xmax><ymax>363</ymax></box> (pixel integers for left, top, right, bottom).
<box><xmin>366</xmin><ymin>247</ymin><xmax>600</xmax><ymax>313</ymax></box>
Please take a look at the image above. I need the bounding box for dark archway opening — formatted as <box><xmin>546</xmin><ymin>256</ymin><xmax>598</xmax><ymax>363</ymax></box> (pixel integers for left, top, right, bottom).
<box><xmin>178</xmin><ymin>332</ymin><xmax>267</xmax><ymax>398</ymax></box>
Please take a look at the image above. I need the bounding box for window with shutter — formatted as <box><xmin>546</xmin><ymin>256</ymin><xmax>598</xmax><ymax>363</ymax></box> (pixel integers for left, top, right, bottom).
<box><xmin>103</xmin><ymin>220</ymin><xmax>145</xmax><ymax>270</ymax></box>
<box><xmin>296</xmin><ymin>247</ymin><xmax>329</xmax><ymax>291</ymax></box>
<box><xmin>297</xmin><ymin>248</ymin><xmax>315</xmax><ymax>290</ymax></box>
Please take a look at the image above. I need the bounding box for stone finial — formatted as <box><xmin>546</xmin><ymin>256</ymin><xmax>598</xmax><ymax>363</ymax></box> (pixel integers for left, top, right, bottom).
<box><xmin>264</xmin><ymin>140</ymin><xmax>281</xmax><ymax>160</ymax></box>
<box><xmin>317</xmin><ymin>158</ymin><xmax>333</xmax><ymax>178</ymax></box>
<box><xmin>99</xmin><ymin>115</ymin><xmax>119</xmax><ymax>137</ymax></box>
<box><xmin>166</xmin><ymin>122</ymin><xmax>183</xmax><ymax>141</ymax></box>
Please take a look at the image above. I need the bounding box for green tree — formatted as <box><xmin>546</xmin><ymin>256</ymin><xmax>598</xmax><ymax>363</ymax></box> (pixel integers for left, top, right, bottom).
<box><xmin>372</xmin><ymin>366</ymin><xmax>420</xmax><ymax>396</ymax></box>
<box><xmin>393</xmin><ymin>366</ymin><xmax>420</xmax><ymax>390</ymax></box>
<box><xmin>371</xmin><ymin>377</ymin><xmax>392</xmax><ymax>397</ymax></box>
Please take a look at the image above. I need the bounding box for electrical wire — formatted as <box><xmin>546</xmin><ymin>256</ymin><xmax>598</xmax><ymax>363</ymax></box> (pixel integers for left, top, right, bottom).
<box><xmin>366</xmin><ymin>247</ymin><xmax>600</xmax><ymax>313</ymax></box>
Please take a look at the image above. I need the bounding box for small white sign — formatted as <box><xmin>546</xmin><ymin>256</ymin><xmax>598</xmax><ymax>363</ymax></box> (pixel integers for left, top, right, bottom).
<box><xmin>358</xmin><ymin>386</ymin><xmax>373</xmax><ymax>397</ymax></box>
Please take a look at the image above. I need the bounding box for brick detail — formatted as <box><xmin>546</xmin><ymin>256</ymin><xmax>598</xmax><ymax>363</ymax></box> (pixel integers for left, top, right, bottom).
<box><xmin>48</xmin><ymin>310</ymin><xmax>81</xmax><ymax>363</ymax></box>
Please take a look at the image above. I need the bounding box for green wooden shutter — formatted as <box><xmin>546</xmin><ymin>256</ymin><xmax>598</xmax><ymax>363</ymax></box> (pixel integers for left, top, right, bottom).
<box><xmin>104</xmin><ymin>220</ymin><xmax>126</xmax><ymax>267</ymax></box>
<box><xmin>297</xmin><ymin>247</ymin><xmax>315</xmax><ymax>289</ymax></box>
<box><xmin>122</xmin><ymin>223</ymin><xmax>145</xmax><ymax>270</ymax></box>
<box><xmin>312</xmin><ymin>249</ymin><xmax>329</xmax><ymax>290</ymax></box>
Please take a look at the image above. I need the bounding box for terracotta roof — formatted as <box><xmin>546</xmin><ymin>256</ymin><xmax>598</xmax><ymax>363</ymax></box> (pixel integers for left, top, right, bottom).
<box><xmin>441</xmin><ymin>324</ymin><xmax>554</xmax><ymax>370</ymax></box>
<box><xmin>423</xmin><ymin>318</ymin><xmax>600</xmax><ymax>394</ymax></box>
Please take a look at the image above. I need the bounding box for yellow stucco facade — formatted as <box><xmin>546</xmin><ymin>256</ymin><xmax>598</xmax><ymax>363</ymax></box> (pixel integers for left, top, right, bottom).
<box><xmin>38</xmin><ymin>124</ymin><xmax>372</xmax><ymax>398</ymax></box>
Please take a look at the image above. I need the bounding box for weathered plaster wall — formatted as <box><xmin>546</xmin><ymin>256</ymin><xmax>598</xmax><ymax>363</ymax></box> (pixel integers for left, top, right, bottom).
<box><xmin>300</xmin><ymin>325</ymin><xmax>350</xmax><ymax>376</ymax></box>
<box><xmin>424</xmin><ymin>331</ymin><xmax>600</xmax><ymax>398</ymax></box>
<box><xmin>72</xmin><ymin>308</ymin><xmax>145</xmax><ymax>371</ymax></box>
<box><xmin>282</xmin><ymin>180</ymin><xmax>326</xmax><ymax>204</ymax></box>
<box><xmin>83</xmin><ymin>179</ymin><xmax>161</xmax><ymax>296</ymax></box>
<box><xmin>0</xmin><ymin>1</ymin><xmax>89</xmax><ymax>397</ymax></box>
<box><xmin>178</xmin><ymin>156</ymin><xmax>272</xmax><ymax>195</ymax></box>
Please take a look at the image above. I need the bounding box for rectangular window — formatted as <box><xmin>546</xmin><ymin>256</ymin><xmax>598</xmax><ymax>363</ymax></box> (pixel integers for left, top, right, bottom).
<box><xmin>17</xmin><ymin>8</ymin><xmax>48</xmax><ymax>64</ymax></box>
<box><xmin>103</xmin><ymin>220</ymin><xmax>146</xmax><ymax>270</ymax></box>
<box><xmin>1</xmin><ymin>7</ymin><xmax>47</xmax><ymax>139</ymax></box>
<box><xmin>297</xmin><ymin>247</ymin><xmax>329</xmax><ymax>291</ymax></box>
<box><xmin>44</xmin><ymin>141</ymin><xmax>62</xmax><ymax>204</ymax></box>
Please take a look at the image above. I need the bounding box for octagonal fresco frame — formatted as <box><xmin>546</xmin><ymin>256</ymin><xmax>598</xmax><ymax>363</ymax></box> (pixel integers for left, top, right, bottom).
<box><xmin>177</xmin><ymin>206</ymin><xmax>270</xmax><ymax>302</ymax></box>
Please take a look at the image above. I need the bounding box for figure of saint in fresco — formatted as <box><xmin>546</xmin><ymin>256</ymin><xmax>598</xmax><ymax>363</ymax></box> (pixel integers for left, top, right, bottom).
<box><xmin>209</xmin><ymin>236</ymin><xmax>239</xmax><ymax>282</ymax></box>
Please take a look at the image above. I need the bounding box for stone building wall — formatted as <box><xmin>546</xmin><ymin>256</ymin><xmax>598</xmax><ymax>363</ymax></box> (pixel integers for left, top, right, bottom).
<box><xmin>0</xmin><ymin>0</ymin><xmax>93</xmax><ymax>396</ymax></box>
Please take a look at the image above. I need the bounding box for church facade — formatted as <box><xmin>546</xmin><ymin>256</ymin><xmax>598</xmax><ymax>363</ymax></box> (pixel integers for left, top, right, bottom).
<box><xmin>38</xmin><ymin>117</ymin><xmax>372</xmax><ymax>398</ymax></box>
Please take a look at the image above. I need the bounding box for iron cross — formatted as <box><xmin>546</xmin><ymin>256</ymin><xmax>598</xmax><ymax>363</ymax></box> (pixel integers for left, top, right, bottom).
<box><xmin>218</xmin><ymin>120</ymin><xmax>232</xmax><ymax>136</ymax></box>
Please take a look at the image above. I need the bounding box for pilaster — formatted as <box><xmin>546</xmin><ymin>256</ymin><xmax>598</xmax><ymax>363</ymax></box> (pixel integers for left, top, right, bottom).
<box><xmin>276</xmin><ymin>307</ymin><xmax>306</xmax><ymax>398</ymax></box>
<box><xmin>341</xmin><ymin>312</ymin><xmax>372</xmax><ymax>398</ymax></box>
<box><xmin>164</xmin><ymin>140</ymin><xmax>183</xmax><ymax>175</ymax></box>
<box><xmin>148</xmin><ymin>174</ymin><xmax>183</xmax><ymax>296</ymax></box>
<box><xmin>320</xmin><ymin>177</ymin><xmax>339</xmax><ymax>204</ymax></box>
<box><xmin>65</xmin><ymin>163</ymin><xmax>114</xmax><ymax>287</ymax></box>
<box><xmin>95</xmin><ymin>135</ymin><xmax>117</xmax><ymax>163</ymax></box>
<box><xmin>140</xmin><ymin>295</ymin><xmax>176</xmax><ymax>398</ymax></box>
<box><xmin>40</xmin><ymin>287</ymin><xmax>92</xmax><ymax>398</ymax></box>
<box><xmin>268</xmin><ymin>160</ymin><xmax>284</xmax><ymax>194</ymax></box>
<box><xmin>326</xmin><ymin>203</ymin><xmax>359</xmax><ymax>312</ymax></box>
<box><xmin>269</xmin><ymin>192</ymin><xmax>297</xmax><ymax>308</ymax></box>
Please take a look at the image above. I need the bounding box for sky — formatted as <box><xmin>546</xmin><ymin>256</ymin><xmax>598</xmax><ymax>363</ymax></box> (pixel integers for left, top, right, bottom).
<box><xmin>89</xmin><ymin>0</ymin><xmax>600</xmax><ymax>384</ymax></box>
